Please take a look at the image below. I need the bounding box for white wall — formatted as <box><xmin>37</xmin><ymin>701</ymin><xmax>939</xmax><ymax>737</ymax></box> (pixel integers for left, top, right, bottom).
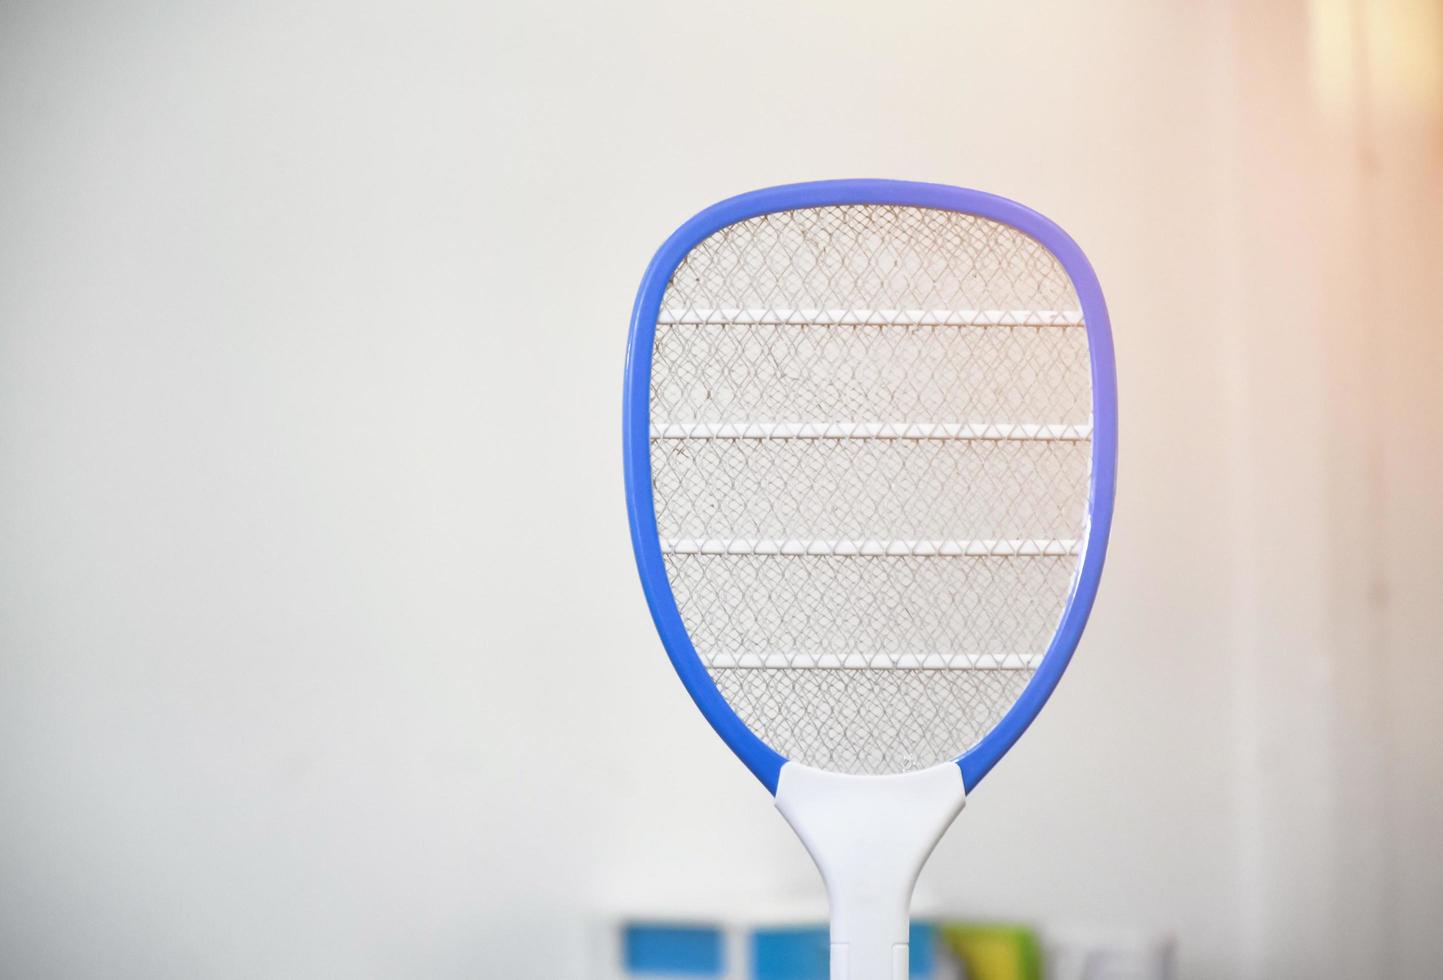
<box><xmin>0</xmin><ymin>1</ymin><xmax>1437</xmax><ymax>977</ymax></box>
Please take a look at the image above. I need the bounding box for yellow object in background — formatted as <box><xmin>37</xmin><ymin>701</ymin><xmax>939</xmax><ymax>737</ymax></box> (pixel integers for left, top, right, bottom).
<box><xmin>939</xmin><ymin>924</ymin><xmax>1042</xmax><ymax>980</ymax></box>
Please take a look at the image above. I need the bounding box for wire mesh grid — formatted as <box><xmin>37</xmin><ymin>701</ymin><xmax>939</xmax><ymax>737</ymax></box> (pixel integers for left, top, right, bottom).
<box><xmin>649</xmin><ymin>204</ymin><xmax>1092</xmax><ymax>774</ymax></box>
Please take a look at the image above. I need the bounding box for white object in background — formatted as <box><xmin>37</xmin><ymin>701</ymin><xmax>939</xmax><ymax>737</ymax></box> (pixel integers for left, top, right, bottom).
<box><xmin>775</xmin><ymin>762</ymin><xmax>967</xmax><ymax>980</ymax></box>
<box><xmin>1042</xmin><ymin>924</ymin><xmax>1175</xmax><ymax>980</ymax></box>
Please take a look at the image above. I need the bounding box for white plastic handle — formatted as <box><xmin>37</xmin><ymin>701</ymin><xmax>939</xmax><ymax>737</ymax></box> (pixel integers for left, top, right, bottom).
<box><xmin>774</xmin><ymin>762</ymin><xmax>967</xmax><ymax>980</ymax></box>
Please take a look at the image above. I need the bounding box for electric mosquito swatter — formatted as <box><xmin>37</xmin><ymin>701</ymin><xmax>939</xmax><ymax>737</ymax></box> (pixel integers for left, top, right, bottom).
<box><xmin>623</xmin><ymin>179</ymin><xmax>1116</xmax><ymax>980</ymax></box>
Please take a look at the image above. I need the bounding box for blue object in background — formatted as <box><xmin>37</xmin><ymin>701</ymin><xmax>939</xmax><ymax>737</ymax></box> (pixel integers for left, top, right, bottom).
<box><xmin>752</xmin><ymin>923</ymin><xmax>936</xmax><ymax>979</ymax></box>
<box><xmin>624</xmin><ymin>924</ymin><xmax>725</xmax><ymax>976</ymax></box>
<box><xmin>910</xmin><ymin>923</ymin><xmax>936</xmax><ymax>977</ymax></box>
<box><xmin>752</xmin><ymin>926</ymin><xmax>827</xmax><ymax>979</ymax></box>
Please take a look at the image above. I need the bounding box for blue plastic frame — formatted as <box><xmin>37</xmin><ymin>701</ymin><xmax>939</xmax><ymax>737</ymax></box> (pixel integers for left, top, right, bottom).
<box><xmin>623</xmin><ymin>180</ymin><xmax>1117</xmax><ymax>795</ymax></box>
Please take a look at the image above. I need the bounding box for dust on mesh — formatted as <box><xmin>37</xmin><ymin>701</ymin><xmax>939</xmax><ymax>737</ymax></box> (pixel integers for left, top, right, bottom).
<box><xmin>649</xmin><ymin>205</ymin><xmax>1091</xmax><ymax>774</ymax></box>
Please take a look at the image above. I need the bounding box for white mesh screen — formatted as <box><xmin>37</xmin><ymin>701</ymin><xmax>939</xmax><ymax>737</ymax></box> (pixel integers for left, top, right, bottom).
<box><xmin>649</xmin><ymin>205</ymin><xmax>1091</xmax><ymax>774</ymax></box>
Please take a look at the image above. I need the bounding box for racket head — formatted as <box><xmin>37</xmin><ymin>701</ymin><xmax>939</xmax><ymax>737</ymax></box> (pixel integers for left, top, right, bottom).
<box><xmin>624</xmin><ymin>180</ymin><xmax>1116</xmax><ymax>794</ymax></box>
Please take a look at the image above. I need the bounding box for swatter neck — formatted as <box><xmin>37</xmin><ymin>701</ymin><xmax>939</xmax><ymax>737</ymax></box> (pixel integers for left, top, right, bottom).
<box><xmin>774</xmin><ymin>762</ymin><xmax>966</xmax><ymax>980</ymax></box>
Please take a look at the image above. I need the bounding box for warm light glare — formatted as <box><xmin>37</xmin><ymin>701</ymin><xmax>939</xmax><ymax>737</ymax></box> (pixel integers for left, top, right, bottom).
<box><xmin>1310</xmin><ymin>0</ymin><xmax>1360</xmax><ymax>118</ymax></box>
<box><xmin>1310</xmin><ymin>0</ymin><xmax>1443</xmax><ymax>122</ymax></box>
<box><xmin>1368</xmin><ymin>0</ymin><xmax>1443</xmax><ymax>116</ymax></box>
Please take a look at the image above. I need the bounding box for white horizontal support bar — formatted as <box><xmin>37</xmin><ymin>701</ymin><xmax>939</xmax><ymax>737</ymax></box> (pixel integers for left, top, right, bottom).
<box><xmin>651</xmin><ymin>421</ymin><xmax>1092</xmax><ymax>441</ymax></box>
<box><xmin>657</xmin><ymin>307</ymin><xmax>1084</xmax><ymax>327</ymax></box>
<box><xmin>661</xmin><ymin>538</ymin><xmax>1081</xmax><ymax>557</ymax></box>
<box><xmin>706</xmin><ymin>652</ymin><xmax>1043</xmax><ymax>670</ymax></box>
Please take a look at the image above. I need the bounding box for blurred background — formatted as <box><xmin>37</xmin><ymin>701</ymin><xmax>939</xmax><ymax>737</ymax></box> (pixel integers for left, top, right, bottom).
<box><xmin>1</xmin><ymin>0</ymin><xmax>1440</xmax><ymax>977</ymax></box>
